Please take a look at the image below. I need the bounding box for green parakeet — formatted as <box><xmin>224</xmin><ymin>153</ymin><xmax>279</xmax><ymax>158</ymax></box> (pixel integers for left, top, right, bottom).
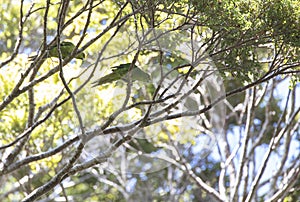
<box><xmin>91</xmin><ymin>63</ymin><xmax>151</xmax><ymax>87</ymax></box>
<box><xmin>29</xmin><ymin>41</ymin><xmax>85</xmax><ymax>61</ymax></box>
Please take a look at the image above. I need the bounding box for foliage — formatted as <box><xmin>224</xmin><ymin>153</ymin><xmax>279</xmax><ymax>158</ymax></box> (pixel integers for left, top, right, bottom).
<box><xmin>0</xmin><ymin>0</ymin><xmax>299</xmax><ymax>201</ymax></box>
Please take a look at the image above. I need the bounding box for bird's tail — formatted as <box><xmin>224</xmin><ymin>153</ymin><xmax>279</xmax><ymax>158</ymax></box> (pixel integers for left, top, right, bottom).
<box><xmin>91</xmin><ymin>74</ymin><xmax>117</xmax><ymax>87</ymax></box>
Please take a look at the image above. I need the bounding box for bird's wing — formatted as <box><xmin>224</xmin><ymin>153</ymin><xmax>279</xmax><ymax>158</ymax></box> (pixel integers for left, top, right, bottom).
<box><xmin>91</xmin><ymin>64</ymin><xmax>150</xmax><ymax>87</ymax></box>
<box><xmin>49</xmin><ymin>42</ymin><xmax>76</xmax><ymax>58</ymax></box>
<box><xmin>91</xmin><ymin>73</ymin><xmax>118</xmax><ymax>87</ymax></box>
<box><xmin>92</xmin><ymin>71</ymin><xmax>126</xmax><ymax>87</ymax></box>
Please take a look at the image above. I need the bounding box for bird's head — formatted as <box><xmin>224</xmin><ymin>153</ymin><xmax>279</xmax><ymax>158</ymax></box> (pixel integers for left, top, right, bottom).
<box><xmin>60</xmin><ymin>41</ymin><xmax>75</xmax><ymax>47</ymax></box>
<box><xmin>61</xmin><ymin>41</ymin><xmax>85</xmax><ymax>60</ymax></box>
<box><xmin>76</xmin><ymin>52</ymin><xmax>86</xmax><ymax>60</ymax></box>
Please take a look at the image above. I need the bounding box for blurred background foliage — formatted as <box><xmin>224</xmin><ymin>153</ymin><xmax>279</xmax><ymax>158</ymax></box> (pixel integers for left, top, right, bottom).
<box><xmin>0</xmin><ymin>0</ymin><xmax>299</xmax><ymax>201</ymax></box>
